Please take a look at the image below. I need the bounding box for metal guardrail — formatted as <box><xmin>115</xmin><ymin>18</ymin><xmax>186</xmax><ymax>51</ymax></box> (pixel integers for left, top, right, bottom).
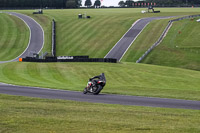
<box><xmin>136</xmin><ymin>14</ymin><xmax>200</xmax><ymax>63</ymax></box>
<box><xmin>52</xmin><ymin>19</ymin><xmax>56</xmax><ymax>57</ymax></box>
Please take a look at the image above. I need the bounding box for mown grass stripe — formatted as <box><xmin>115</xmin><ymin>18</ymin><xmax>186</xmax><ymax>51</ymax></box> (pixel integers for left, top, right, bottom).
<box><xmin>0</xmin><ymin>15</ymin><xmax>18</xmax><ymax>59</ymax></box>
<box><xmin>0</xmin><ymin>14</ymin><xmax>6</xmax><ymax>43</ymax></box>
<box><xmin>56</xmin><ymin>20</ymin><xmax>92</xmax><ymax>55</ymax></box>
<box><xmin>60</xmin><ymin>18</ymin><xmax>104</xmax><ymax>55</ymax></box>
<box><xmin>0</xmin><ymin>14</ymin><xmax>29</xmax><ymax>61</ymax></box>
<box><xmin>46</xmin><ymin>63</ymin><xmax>73</xmax><ymax>85</ymax></box>
<box><xmin>66</xmin><ymin>16</ymin><xmax>117</xmax><ymax>57</ymax></box>
<box><xmin>25</xmin><ymin>63</ymin><xmax>55</xmax><ymax>86</ymax></box>
<box><xmin>1</xmin><ymin>63</ymin><xmax>37</xmax><ymax>85</ymax></box>
<box><xmin>0</xmin><ymin>14</ymin><xmax>10</xmax><ymax>50</ymax></box>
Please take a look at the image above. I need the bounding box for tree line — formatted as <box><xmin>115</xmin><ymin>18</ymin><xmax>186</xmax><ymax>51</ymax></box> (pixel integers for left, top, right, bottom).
<box><xmin>0</xmin><ymin>0</ymin><xmax>102</xmax><ymax>8</ymax></box>
<box><xmin>0</xmin><ymin>0</ymin><xmax>199</xmax><ymax>8</ymax></box>
<box><xmin>119</xmin><ymin>0</ymin><xmax>200</xmax><ymax>7</ymax></box>
<box><xmin>0</xmin><ymin>0</ymin><xmax>81</xmax><ymax>8</ymax></box>
<box><xmin>85</xmin><ymin>0</ymin><xmax>101</xmax><ymax>8</ymax></box>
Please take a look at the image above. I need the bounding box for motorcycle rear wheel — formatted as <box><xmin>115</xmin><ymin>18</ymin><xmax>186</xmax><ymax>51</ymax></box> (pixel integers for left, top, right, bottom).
<box><xmin>93</xmin><ymin>85</ymin><xmax>102</xmax><ymax>95</ymax></box>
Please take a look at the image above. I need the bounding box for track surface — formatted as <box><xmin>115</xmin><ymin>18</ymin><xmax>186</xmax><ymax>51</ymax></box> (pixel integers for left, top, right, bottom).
<box><xmin>0</xmin><ymin>83</ymin><xmax>200</xmax><ymax>110</ymax></box>
<box><xmin>105</xmin><ymin>16</ymin><xmax>172</xmax><ymax>61</ymax></box>
<box><xmin>0</xmin><ymin>13</ymin><xmax>199</xmax><ymax>110</ymax></box>
<box><xmin>0</xmin><ymin>12</ymin><xmax>44</xmax><ymax>63</ymax></box>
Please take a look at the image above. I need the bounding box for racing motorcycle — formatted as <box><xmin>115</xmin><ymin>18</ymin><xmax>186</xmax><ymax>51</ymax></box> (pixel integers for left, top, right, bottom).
<box><xmin>83</xmin><ymin>73</ymin><xmax>106</xmax><ymax>95</ymax></box>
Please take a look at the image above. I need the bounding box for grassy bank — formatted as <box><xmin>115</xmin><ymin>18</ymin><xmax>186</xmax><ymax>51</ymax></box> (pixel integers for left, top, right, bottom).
<box><xmin>0</xmin><ymin>9</ymin><xmax>200</xmax><ymax>132</ymax></box>
<box><xmin>0</xmin><ymin>13</ymin><xmax>29</xmax><ymax>61</ymax></box>
<box><xmin>141</xmin><ymin>18</ymin><xmax>200</xmax><ymax>71</ymax></box>
<box><xmin>0</xmin><ymin>94</ymin><xmax>200</xmax><ymax>133</ymax></box>
<box><xmin>0</xmin><ymin>62</ymin><xmax>200</xmax><ymax>100</ymax></box>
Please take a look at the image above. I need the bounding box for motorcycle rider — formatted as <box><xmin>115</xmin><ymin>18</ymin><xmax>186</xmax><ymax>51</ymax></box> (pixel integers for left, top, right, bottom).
<box><xmin>83</xmin><ymin>73</ymin><xmax>106</xmax><ymax>94</ymax></box>
<box><xmin>89</xmin><ymin>73</ymin><xmax>105</xmax><ymax>85</ymax></box>
<box><xmin>90</xmin><ymin>73</ymin><xmax>105</xmax><ymax>86</ymax></box>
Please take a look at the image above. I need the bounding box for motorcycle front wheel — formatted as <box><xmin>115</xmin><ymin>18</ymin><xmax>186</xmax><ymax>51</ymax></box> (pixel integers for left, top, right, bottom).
<box><xmin>83</xmin><ymin>87</ymin><xmax>87</xmax><ymax>94</ymax></box>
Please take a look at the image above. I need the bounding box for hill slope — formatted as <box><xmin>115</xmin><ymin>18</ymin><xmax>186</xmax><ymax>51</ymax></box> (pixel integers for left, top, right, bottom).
<box><xmin>142</xmin><ymin>18</ymin><xmax>200</xmax><ymax>71</ymax></box>
<box><xmin>16</xmin><ymin>8</ymin><xmax>200</xmax><ymax>58</ymax></box>
<box><xmin>0</xmin><ymin>13</ymin><xmax>29</xmax><ymax>61</ymax></box>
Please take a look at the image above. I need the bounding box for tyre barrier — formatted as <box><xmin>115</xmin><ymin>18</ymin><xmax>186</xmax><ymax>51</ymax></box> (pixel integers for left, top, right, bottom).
<box><xmin>52</xmin><ymin>19</ymin><xmax>56</xmax><ymax>57</ymax></box>
<box><xmin>21</xmin><ymin>56</ymin><xmax>117</xmax><ymax>63</ymax></box>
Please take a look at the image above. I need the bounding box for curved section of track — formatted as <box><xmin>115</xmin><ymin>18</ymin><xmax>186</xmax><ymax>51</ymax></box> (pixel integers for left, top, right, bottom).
<box><xmin>0</xmin><ymin>12</ymin><xmax>44</xmax><ymax>63</ymax></box>
<box><xmin>105</xmin><ymin>16</ymin><xmax>173</xmax><ymax>62</ymax></box>
<box><xmin>0</xmin><ymin>83</ymin><xmax>199</xmax><ymax>110</ymax></box>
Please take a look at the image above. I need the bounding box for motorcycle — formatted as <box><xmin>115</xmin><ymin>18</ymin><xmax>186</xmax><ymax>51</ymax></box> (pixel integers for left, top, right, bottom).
<box><xmin>83</xmin><ymin>73</ymin><xmax>106</xmax><ymax>95</ymax></box>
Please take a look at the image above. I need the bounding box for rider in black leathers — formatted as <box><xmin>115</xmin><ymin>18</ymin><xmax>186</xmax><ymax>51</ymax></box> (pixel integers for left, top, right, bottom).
<box><xmin>90</xmin><ymin>73</ymin><xmax>105</xmax><ymax>85</ymax></box>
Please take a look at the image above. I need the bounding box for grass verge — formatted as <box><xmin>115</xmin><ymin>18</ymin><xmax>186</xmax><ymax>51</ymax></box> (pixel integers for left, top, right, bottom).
<box><xmin>0</xmin><ymin>94</ymin><xmax>200</xmax><ymax>133</ymax></box>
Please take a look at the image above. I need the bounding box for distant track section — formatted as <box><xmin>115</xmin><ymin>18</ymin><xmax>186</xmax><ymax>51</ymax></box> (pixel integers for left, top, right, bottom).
<box><xmin>105</xmin><ymin>16</ymin><xmax>173</xmax><ymax>62</ymax></box>
<box><xmin>0</xmin><ymin>83</ymin><xmax>200</xmax><ymax>110</ymax></box>
<box><xmin>0</xmin><ymin>12</ymin><xmax>44</xmax><ymax>63</ymax></box>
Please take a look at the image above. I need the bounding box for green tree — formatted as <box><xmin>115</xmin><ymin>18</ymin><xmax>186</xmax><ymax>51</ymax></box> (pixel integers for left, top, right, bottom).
<box><xmin>66</xmin><ymin>0</ymin><xmax>76</xmax><ymax>8</ymax></box>
<box><xmin>118</xmin><ymin>0</ymin><xmax>125</xmax><ymax>7</ymax></box>
<box><xmin>125</xmin><ymin>0</ymin><xmax>134</xmax><ymax>7</ymax></box>
<box><xmin>94</xmin><ymin>0</ymin><xmax>101</xmax><ymax>8</ymax></box>
<box><xmin>85</xmin><ymin>0</ymin><xmax>92</xmax><ymax>7</ymax></box>
<box><xmin>66</xmin><ymin>0</ymin><xmax>81</xmax><ymax>8</ymax></box>
<box><xmin>77</xmin><ymin>0</ymin><xmax>82</xmax><ymax>7</ymax></box>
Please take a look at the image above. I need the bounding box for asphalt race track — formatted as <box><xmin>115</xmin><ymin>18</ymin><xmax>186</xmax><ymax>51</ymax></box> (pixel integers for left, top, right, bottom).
<box><xmin>105</xmin><ymin>16</ymin><xmax>172</xmax><ymax>61</ymax></box>
<box><xmin>0</xmin><ymin>83</ymin><xmax>200</xmax><ymax>110</ymax></box>
<box><xmin>0</xmin><ymin>13</ymin><xmax>199</xmax><ymax>110</ymax></box>
<box><xmin>0</xmin><ymin>12</ymin><xmax>44</xmax><ymax>63</ymax></box>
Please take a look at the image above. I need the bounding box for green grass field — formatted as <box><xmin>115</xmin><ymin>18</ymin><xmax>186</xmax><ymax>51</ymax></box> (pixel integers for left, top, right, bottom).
<box><xmin>0</xmin><ymin>8</ymin><xmax>200</xmax><ymax>100</ymax></box>
<box><xmin>1</xmin><ymin>8</ymin><xmax>200</xmax><ymax>132</ymax></box>
<box><xmin>0</xmin><ymin>62</ymin><xmax>200</xmax><ymax>100</ymax></box>
<box><xmin>0</xmin><ymin>13</ymin><xmax>29</xmax><ymax>61</ymax></box>
<box><xmin>1</xmin><ymin>94</ymin><xmax>200</xmax><ymax>133</ymax></box>
<box><xmin>141</xmin><ymin>17</ymin><xmax>200</xmax><ymax>71</ymax></box>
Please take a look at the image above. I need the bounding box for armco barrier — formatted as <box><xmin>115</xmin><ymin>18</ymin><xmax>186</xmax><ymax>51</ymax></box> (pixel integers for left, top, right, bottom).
<box><xmin>136</xmin><ymin>14</ymin><xmax>200</xmax><ymax>63</ymax></box>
